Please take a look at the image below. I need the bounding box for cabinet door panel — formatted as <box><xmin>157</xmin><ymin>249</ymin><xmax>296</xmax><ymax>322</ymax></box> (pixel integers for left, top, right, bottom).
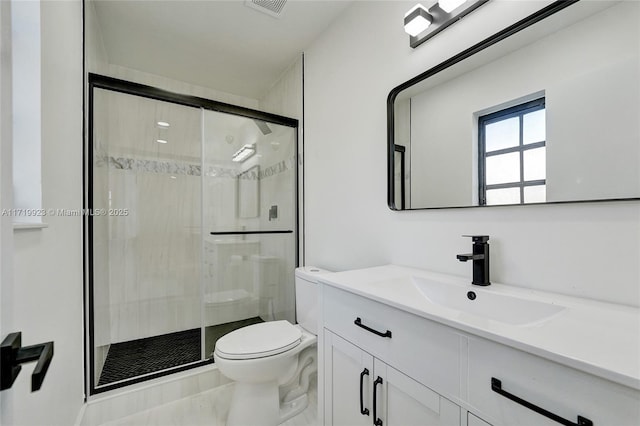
<box><xmin>376</xmin><ymin>359</ymin><xmax>461</xmax><ymax>426</ymax></box>
<box><xmin>324</xmin><ymin>330</ymin><xmax>374</xmax><ymax>426</ymax></box>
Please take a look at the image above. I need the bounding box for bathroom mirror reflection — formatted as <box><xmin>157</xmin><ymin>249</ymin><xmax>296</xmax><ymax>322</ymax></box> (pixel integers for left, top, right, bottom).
<box><xmin>388</xmin><ymin>1</ymin><xmax>640</xmax><ymax>210</ymax></box>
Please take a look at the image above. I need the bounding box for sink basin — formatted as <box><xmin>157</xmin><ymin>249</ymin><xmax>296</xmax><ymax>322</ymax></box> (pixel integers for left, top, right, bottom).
<box><xmin>412</xmin><ymin>276</ymin><xmax>566</xmax><ymax>326</ymax></box>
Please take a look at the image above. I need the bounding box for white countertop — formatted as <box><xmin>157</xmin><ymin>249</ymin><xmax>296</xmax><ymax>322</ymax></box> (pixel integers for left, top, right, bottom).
<box><xmin>318</xmin><ymin>264</ymin><xmax>640</xmax><ymax>391</ymax></box>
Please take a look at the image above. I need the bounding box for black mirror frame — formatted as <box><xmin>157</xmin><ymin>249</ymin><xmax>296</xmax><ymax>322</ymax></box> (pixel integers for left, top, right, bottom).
<box><xmin>386</xmin><ymin>0</ymin><xmax>580</xmax><ymax>211</ymax></box>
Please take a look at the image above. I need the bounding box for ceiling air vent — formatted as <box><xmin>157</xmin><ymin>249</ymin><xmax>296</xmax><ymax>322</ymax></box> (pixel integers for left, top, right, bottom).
<box><xmin>245</xmin><ymin>0</ymin><xmax>288</xmax><ymax>18</ymax></box>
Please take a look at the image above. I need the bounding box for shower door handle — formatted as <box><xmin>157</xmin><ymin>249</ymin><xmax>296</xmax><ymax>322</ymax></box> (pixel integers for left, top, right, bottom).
<box><xmin>210</xmin><ymin>230</ymin><xmax>293</xmax><ymax>235</ymax></box>
<box><xmin>1</xmin><ymin>332</ymin><xmax>54</xmax><ymax>392</ymax></box>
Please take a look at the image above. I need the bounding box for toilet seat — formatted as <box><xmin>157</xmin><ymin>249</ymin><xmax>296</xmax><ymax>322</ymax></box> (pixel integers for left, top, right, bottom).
<box><xmin>215</xmin><ymin>320</ymin><xmax>302</xmax><ymax>360</ymax></box>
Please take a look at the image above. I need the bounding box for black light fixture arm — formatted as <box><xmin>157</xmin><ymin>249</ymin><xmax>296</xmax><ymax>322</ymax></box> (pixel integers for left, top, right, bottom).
<box><xmin>408</xmin><ymin>0</ymin><xmax>490</xmax><ymax>48</ymax></box>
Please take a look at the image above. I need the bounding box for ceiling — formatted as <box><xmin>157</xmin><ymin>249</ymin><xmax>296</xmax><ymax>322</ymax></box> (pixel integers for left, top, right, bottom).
<box><xmin>92</xmin><ymin>0</ymin><xmax>353</xmax><ymax>100</ymax></box>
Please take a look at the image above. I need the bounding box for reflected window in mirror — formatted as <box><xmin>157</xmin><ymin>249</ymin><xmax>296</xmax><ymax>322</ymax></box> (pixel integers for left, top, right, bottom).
<box><xmin>478</xmin><ymin>98</ymin><xmax>546</xmax><ymax>206</ymax></box>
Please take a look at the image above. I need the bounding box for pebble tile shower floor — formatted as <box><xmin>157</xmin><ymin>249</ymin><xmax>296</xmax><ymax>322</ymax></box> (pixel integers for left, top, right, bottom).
<box><xmin>98</xmin><ymin>329</ymin><xmax>201</xmax><ymax>385</ymax></box>
<box><xmin>99</xmin><ymin>317</ymin><xmax>263</xmax><ymax>385</ymax></box>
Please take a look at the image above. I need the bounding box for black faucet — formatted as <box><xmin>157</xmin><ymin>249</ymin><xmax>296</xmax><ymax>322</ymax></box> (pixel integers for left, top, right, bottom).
<box><xmin>457</xmin><ymin>235</ymin><xmax>490</xmax><ymax>286</ymax></box>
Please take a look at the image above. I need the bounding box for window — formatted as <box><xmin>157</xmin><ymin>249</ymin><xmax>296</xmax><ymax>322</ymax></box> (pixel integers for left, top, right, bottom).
<box><xmin>478</xmin><ymin>98</ymin><xmax>546</xmax><ymax>206</ymax></box>
<box><xmin>11</xmin><ymin>0</ymin><xmax>43</xmax><ymax>228</ymax></box>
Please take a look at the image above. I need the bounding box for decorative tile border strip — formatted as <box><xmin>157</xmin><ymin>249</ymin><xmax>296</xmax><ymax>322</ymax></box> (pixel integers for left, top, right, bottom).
<box><xmin>259</xmin><ymin>158</ymin><xmax>294</xmax><ymax>180</ymax></box>
<box><xmin>97</xmin><ymin>155</ymin><xmax>295</xmax><ymax>180</ymax></box>
<box><xmin>107</xmin><ymin>156</ymin><xmax>202</xmax><ymax>176</ymax></box>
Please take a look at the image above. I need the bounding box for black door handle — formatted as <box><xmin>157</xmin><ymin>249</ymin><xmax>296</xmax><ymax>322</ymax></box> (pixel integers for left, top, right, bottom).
<box><xmin>1</xmin><ymin>332</ymin><xmax>54</xmax><ymax>392</ymax></box>
<box><xmin>491</xmin><ymin>377</ymin><xmax>593</xmax><ymax>426</ymax></box>
<box><xmin>354</xmin><ymin>318</ymin><xmax>392</xmax><ymax>338</ymax></box>
<box><xmin>359</xmin><ymin>368</ymin><xmax>370</xmax><ymax>416</ymax></box>
<box><xmin>373</xmin><ymin>376</ymin><xmax>383</xmax><ymax>426</ymax></box>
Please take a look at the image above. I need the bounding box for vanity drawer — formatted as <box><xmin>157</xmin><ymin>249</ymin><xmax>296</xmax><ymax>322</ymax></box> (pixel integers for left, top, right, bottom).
<box><xmin>467</xmin><ymin>337</ymin><xmax>640</xmax><ymax>426</ymax></box>
<box><xmin>322</xmin><ymin>284</ymin><xmax>462</xmax><ymax>399</ymax></box>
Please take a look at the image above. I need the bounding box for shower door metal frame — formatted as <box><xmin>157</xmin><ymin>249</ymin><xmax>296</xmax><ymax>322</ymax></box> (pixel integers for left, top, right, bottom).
<box><xmin>85</xmin><ymin>73</ymin><xmax>300</xmax><ymax>396</ymax></box>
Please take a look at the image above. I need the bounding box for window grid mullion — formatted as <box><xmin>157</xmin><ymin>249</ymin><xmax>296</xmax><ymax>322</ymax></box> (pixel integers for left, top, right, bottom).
<box><xmin>485</xmin><ymin>141</ymin><xmax>545</xmax><ymax>157</ymax></box>
<box><xmin>519</xmin><ymin>113</ymin><xmax>525</xmax><ymax>203</ymax></box>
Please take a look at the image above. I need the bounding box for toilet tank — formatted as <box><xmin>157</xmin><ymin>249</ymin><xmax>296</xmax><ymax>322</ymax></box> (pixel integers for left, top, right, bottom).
<box><xmin>295</xmin><ymin>266</ymin><xmax>331</xmax><ymax>335</ymax></box>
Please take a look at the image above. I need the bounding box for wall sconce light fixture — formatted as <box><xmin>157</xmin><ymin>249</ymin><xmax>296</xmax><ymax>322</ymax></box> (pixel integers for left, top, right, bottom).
<box><xmin>404</xmin><ymin>4</ymin><xmax>433</xmax><ymax>37</ymax></box>
<box><xmin>232</xmin><ymin>144</ymin><xmax>256</xmax><ymax>162</ymax></box>
<box><xmin>405</xmin><ymin>0</ymin><xmax>489</xmax><ymax>49</ymax></box>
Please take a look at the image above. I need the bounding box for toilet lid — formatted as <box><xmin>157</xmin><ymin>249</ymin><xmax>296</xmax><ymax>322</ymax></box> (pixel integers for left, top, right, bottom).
<box><xmin>215</xmin><ymin>320</ymin><xmax>302</xmax><ymax>360</ymax></box>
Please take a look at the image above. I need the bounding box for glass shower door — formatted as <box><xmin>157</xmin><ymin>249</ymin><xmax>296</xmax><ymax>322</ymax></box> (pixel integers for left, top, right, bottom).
<box><xmin>202</xmin><ymin>110</ymin><xmax>297</xmax><ymax>358</ymax></box>
<box><xmin>89</xmin><ymin>76</ymin><xmax>298</xmax><ymax>394</ymax></box>
<box><xmin>91</xmin><ymin>88</ymin><xmax>204</xmax><ymax>390</ymax></box>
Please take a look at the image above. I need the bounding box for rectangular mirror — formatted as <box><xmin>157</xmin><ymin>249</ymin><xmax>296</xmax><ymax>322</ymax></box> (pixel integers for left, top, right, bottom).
<box><xmin>388</xmin><ymin>0</ymin><xmax>640</xmax><ymax>210</ymax></box>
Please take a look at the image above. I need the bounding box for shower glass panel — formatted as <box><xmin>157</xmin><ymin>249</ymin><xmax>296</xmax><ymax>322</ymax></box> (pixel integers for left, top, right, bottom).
<box><xmin>89</xmin><ymin>76</ymin><xmax>298</xmax><ymax>393</ymax></box>
<box><xmin>92</xmin><ymin>88</ymin><xmax>203</xmax><ymax>389</ymax></box>
<box><xmin>202</xmin><ymin>111</ymin><xmax>297</xmax><ymax>358</ymax></box>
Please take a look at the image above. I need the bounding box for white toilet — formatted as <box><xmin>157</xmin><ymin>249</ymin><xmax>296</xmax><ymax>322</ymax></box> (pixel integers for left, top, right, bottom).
<box><xmin>214</xmin><ymin>266</ymin><xmax>330</xmax><ymax>426</ymax></box>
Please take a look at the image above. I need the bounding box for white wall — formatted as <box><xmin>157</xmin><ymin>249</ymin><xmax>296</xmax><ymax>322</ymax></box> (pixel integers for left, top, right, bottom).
<box><xmin>303</xmin><ymin>0</ymin><xmax>640</xmax><ymax>307</ymax></box>
<box><xmin>0</xmin><ymin>2</ymin><xmax>14</xmax><ymax>422</ymax></box>
<box><xmin>5</xmin><ymin>1</ymin><xmax>84</xmax><ymax>425</ymax></box>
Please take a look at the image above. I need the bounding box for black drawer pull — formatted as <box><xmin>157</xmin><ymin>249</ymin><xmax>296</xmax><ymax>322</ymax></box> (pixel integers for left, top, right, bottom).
<box><xmin>373</xmin><ymin>376</ymin><xmax>383</xmax><ymax>426</ymax></box>
<box><xmin>359</xmin><ymin>368</ymin><xmax>370</xmax><ymax>416</ymax></box>
<box><xmin>491</xmin><ymin>378</ymin><xmax>593</xmax><ymax>426</ymax></box>
<box><xmin>354</xmin><ymin>318</ymin><xmax>392</xmax><ymax>338</ymax></box>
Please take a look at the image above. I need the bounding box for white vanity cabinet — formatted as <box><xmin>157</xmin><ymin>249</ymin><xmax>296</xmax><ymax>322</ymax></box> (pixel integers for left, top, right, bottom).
<box><xmin>322</xmin><ymin>285</ymin><xmax>463</xmax><ymax>426</ymax></box>
<box><xmin>324</xmin><ymin>330</ymin><xmax>461</xmax><ymax>426</ymax></box>
<box><xmin>322</xmin><ymin>285</ymin><xmax>462</xmax><ymax>397</ymax></box>
<box><xmin>467</xmin><ymin>337</ymin><xmax>640</xmax><ymax>426</ymax></box>
<box><xmin>319</xmin><ymin>269</ymin><xmax>640</xmax><ymax>426</ymax></box>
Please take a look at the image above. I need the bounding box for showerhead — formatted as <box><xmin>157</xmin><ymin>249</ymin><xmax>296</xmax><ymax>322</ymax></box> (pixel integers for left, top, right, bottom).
<box><xmin>253</xmin><ymin>119</ymin><xmax>273</xmax><ymax>135</ymax></box>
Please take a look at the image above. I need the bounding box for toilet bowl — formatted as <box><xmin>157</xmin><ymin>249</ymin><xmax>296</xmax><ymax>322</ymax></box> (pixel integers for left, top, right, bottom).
<box><xmin>213</xmin><ymin>266</ymin><xmax>330</xmax><ymax>426</ymax></box>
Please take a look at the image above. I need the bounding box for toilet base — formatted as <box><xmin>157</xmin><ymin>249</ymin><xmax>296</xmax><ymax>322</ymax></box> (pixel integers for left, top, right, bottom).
<box><xmin>217</xmin><ymin>327</ymin><xmax>318</xmax><ymax>426</ymax></box>
<box><xmin>279</xmin><ymin>393</ymin><xmax>309</xmax><ymax>424</ymax></box>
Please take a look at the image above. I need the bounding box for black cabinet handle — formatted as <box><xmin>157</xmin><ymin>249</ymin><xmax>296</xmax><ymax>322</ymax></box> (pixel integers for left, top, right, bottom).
<box><xmin>373</xmin><ymin>376</ymin><xmax>383</xmax><ymax>426</ymax></box>
<box><xmin>354</xmin><ymin>318</ymin><xmax>392</xmax><ymax>338</ymax></box>
<box><xmin>359</xmin><ymin>368</ymin><xmax>370</xmax><ymax>416</ymax></box>
<box><xmin>491</xmin><ymin>378</ymin><xmax>593</xmax><ymax>426</ymax></box>
<box><xmin>1</xmin><ymin>332</ymin><xmax>54</xmax><ymax>392</ymax></box>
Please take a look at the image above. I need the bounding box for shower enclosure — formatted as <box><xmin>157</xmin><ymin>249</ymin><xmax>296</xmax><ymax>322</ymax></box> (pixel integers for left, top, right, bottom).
<box><xmin>86</xmin><ymin>75</ymin><xmax>298</xmax><ymax>394</ymax></box>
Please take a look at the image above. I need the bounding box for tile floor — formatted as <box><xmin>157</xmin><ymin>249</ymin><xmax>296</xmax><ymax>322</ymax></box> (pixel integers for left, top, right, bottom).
<box><xmin>100</xmin><ymin>380</ymin><xmax>318</xmax><ymax>426</ymax></box>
